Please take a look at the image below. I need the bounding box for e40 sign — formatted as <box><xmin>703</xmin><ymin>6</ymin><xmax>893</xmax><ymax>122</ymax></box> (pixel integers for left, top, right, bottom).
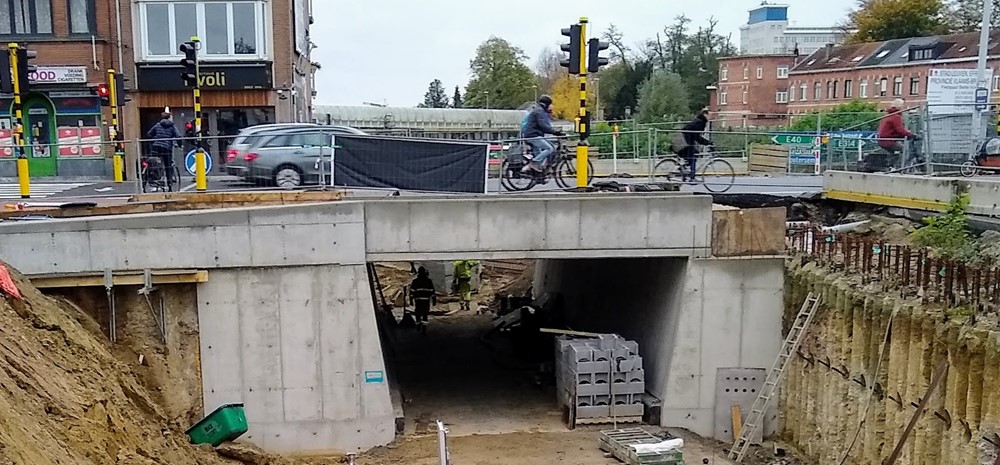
<box><xmin>771</xmin><ymin>134</ymin><xmax>818</xmax><ymax>145</ymax></box>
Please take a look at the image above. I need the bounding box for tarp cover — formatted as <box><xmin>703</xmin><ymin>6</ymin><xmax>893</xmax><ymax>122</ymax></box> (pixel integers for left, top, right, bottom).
<box><xmin>332</xmin><ymin>135</ymin><xmax>488</xmax><ymax>194</ymax></box>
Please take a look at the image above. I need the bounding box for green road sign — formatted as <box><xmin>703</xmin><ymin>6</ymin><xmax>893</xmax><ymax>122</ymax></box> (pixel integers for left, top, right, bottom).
<box><xmin>771</xmin><ymin>134</ymin><xmax>817</xmax><ymax>145</ymax></box>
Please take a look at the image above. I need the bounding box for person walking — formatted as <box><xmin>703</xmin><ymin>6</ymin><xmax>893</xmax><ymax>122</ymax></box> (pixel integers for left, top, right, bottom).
<box><xmin>410</xmin><ymin>267</ymin><xmax>436</xmax><ymax>333</ymax></box>
<box><xmin>452</xmin><ymin>260</ymin><xmax>478</xmax><ymax>312</ymax></box>
<box><xmin>146</xmin><ymin>112</ymin><xmax>182</xmax><ymax>184</ymax></box>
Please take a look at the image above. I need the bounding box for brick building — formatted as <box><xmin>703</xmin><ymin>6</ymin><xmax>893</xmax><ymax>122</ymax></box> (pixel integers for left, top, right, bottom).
<box><xmin>787</xmin><ymin>31</ymin><xmax>1000</xmax><ymax>114</ymax></box>
<box><xmin>1</xmin><ymin>0</ymin><xmax>316</xmax><ymax>177</ymax></box>
<box><xmin>711</xmin><ymin>54</ymin><xmax>798</xmax><ymax>127</ymax></box>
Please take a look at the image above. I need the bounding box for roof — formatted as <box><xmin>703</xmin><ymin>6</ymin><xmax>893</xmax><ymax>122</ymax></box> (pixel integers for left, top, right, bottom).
<box><xmin>790</xmin><ymin>31</ymin><xmax>1000</xmax><ymax>74</ymax></box>
<box><xmin>312</xmin><ymin>105</ymin><xmax>528</xmax><ymax>129</ymax></box>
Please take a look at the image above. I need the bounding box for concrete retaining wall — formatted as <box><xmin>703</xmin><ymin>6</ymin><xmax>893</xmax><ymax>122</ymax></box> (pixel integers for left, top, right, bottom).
<box><xmin>534</xmin><ymin>256</ymin><xmax>784</xmax><ymax>439</ymax></box>
<box><xmin>823</xmin><ymin>171</ymin><xmax>1000</xmax><ymax>217</ymax></box>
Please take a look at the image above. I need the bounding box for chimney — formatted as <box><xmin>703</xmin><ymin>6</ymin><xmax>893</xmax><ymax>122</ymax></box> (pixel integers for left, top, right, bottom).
<box><xmin>824</xmin><ymin>43</ymin><xmax>834</xmax><ymax>60</ymax></box>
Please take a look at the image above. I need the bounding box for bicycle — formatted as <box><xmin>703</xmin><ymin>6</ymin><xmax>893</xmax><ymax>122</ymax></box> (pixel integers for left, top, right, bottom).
<box><xmin>500</xmin><ymin>138</ymin><xmax>594</xmax><ymax>191</ymax></box>
<box><xmin>141</xmin><ymin>155</ymin><xmax>182</xmax><ymax>193</ymax></box>
<box><xmin>961</xmin><ymin>137</ymin><xmax>1000</xmax><ymax>177</ymax></box>
<box><xmin>652</xmin><ymin>147</ymin><xmax>735</xmax><ymax>193</ymax></box>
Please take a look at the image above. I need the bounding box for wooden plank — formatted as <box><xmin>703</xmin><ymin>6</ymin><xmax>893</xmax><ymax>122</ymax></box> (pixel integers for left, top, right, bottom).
<box><xmin>884</xmin><ymin>361</ymin><xmax>949</xmax><ymax>465</ymax></box>
<box><xmin>540</xmin><ymin>328</ymin><xmax>604</xmax><ymax>338</ymax></box>
<box><xmin>731</xmin><ymin>404</ymin><xmax>742</xmax><ymax>440</ymax></box>
<box><xmin>29</xmin><ymin>270</ymin><xmax>209</xmax><ymax>289</ymax></box>
<box><xmin>0</xmin><ymin>203</ymin><xmax>156</xmax><ymax>220</ymax></box>
<box><xmin>712</xmin><ymin>207</ymin><xmax>787</xmax><ymax>257</ymax></box>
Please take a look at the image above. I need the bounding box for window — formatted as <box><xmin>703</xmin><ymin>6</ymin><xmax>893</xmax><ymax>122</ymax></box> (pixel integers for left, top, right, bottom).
<box><xmin>993</xmin><ymin>75</ymin><xmax>1000</xmax><ymax>92</ymax></box>
<box><xmin>742</xmin><ymin>87</ymin><xmax>748</xmax><ymax>104</ymax></box>
<box><xmin>68</xmin><ymin>0</ymin><xmax>95</xmax><ymax>34</ymax></box>
<box><xmin>879</xmin><ymin>77</ymin><xmax>888</xmax><ymax>96</ymax></box>
<box><xmin>814</xmin><ymin>82</ymin><xmax>822</xmax><ymax>100</ymax></box>
<box><xmin>789</xmin><ymin>85</ymin><xmax>795</xmax><ymax>102</ymax></box>
<box><xmin>756</xmin><ymin>65</ymin><xmax>763</xmax><ymax>79</ymax></box>
<box><xmin>912</xmin><ymin>48</ymin><xmax>934</xmax><ymax>60</ymax></box>
<box><xmin>911</xmin><ymin>77</ymin><xmax>920</xmax><ymax>95</ymax></box>
<box><xmin>844</xmin><ymin>79</ymin><xmax>853</xmax><ymax>98</ymax></box>
<box><xmin>743</xmin><ymin>66</ymin><xmax>749</xmax><ymax>80</ymax></box>
<box><xmin>776</xmin><ymin>90</ymin><xmax>788</xmax><ymax>103</ymax></box>
<box><xmin>860</xmin><ymin>79</ymin><xmax>868</xmax><ymax>98</ymax></box>
<box><xmin>720</xmin><ymin>67</ymin><xmax>728</xmax><ymax>81</ymax></box>
<box><xmin>139</xmin><ymin>1</ymin><xmax>267</xmax><ymax>60</ymax></box>
<box><xmin>777</xmin><ymin>65</ymin><xmax>789</xmax><ymax>79</ymax></box>
<box><xmin>828</xmin><ymin>81</ymin><xmax>837</xmax><ymax>99</ymax></box>
<box><xmin>800</xmin><ymin>83</ymin><xmax>807</xmax><ymax>101</ymax></box>
<box><xmin>0</xmin><ymin>0</ymin><xmax>53</xmax><ymax>35</ymax></box>
<box><xmin>719</xmin><ymin>91</ymin><xmax>728</xmax><ymax>105</ymax></box>
<box><xmin>893</xmin><ymin>76</ymin><xmax>903</xmax><ymax>96</ymax></box>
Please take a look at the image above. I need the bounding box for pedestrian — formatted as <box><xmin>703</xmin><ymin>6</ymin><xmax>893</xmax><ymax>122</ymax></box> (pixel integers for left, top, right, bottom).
<box><xmin>452</xmin><ymin>260</ymin><xmax>478</xmax><ymax>312</ymax></box>
<box><xmin>146</xmin><ymin>112</ymin><xmax>181</xmax><ymax>185</ymax></box>
<box><xmin>410</xmin><ymin>267</ymin><xmax>436</xmax><ymax>333</ymax></box>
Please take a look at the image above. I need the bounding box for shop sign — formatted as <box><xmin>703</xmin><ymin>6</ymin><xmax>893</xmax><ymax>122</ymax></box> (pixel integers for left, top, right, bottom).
<box><xmin>137</xmin><ymin>63</ymin><xmax>273</xmax><ymax>92</ymax></box>
<box><xmin>29</xmin><ymin>67</ymin><xmax>88</xmax><ymax>84</ymax></box>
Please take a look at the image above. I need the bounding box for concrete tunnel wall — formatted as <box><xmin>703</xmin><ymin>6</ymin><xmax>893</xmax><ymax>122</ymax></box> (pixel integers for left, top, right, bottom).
<box><xmin>534</xmin><ymin>257</ymin><xmax>785</xmax><ymax>438</ymax></box>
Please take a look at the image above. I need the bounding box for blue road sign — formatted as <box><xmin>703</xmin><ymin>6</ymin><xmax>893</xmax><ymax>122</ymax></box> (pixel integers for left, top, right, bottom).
<box><xmin>976</xmin><ymin>87</ymin><xmax>989</xmax><ymax>111</ymax></box>
<box><xmin>184</xmin><ymin>149</ymin><xmax>213</xmax><ymax>175</ymax></box>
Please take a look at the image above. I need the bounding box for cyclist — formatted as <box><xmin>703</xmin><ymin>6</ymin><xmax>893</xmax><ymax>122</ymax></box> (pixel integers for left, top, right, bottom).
<box><xmin>521</xmin><ymin>95</ymin><xmax>565</xmax><ymax>173</ymax></box>
<box><xmin>146</xmin><ymin>112</ymin><xmax>182</xmax><ymax>185</ymax></box>
<box><xmin>877</xmin><ymin>98</ymin><xmax>915</xmax><ymax>161</ymax></box>
<box><xmin>671</xmin><ymin>108</ymin><xmax>713</xmax><ymax>181</ymax></box>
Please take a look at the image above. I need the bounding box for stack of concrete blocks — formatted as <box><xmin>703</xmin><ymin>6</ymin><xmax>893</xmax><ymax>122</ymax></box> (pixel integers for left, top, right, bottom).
<box><xmin>556</xmin><ymin>334</ymin><xmax>645</xmax><ymax>421</ymax></box>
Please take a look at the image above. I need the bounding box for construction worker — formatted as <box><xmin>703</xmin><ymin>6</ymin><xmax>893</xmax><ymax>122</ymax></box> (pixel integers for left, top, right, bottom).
<box><xmin>410</xmin><ymin>267</ymin><xmax>435</xmax><ymax>333</ymax></box>
<box><xmin>452</xmin><ymin>260</ymin><xmax>478</xmax><ymax>312</ymax></box>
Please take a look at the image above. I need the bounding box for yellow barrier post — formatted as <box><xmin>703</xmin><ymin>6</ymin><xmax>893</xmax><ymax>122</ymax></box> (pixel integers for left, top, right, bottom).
<box><xmin>8</xmin><ymin>43</ymin><xmax>29</xmax><ymax>198</ymax></box>
<box><xmin>575</xmin><ymin>17</ymin><xmax>589</xmax><ymax>189</ymax></box>
<box><xmin>108</xmin><ymin>69</ymin><xmax>124</xmax><ymax>183</ymax></box>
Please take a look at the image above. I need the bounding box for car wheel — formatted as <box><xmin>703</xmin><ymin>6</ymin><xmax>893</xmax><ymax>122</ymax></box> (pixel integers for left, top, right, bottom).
<box><xmin>274</xmin><ymin>166</ymin><xmax>302</xmax><ymax>189</ymax></box>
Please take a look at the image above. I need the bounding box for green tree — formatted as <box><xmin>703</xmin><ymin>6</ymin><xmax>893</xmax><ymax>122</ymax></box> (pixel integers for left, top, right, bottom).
<box><xmin>419</xmin><ymin>79</ymin><xmax>449</xmax><ymax>108</ymax></box>
<box><xmin>845</xmin><ymin>0</ymin><xmax>948</xmax><ymax>43</ymax></box>
<box><xmin>464</xmin><ymin>37</ymin><xmax>536</xmax><ymax>109</ymax></box>
<box><xmin>452</xmin><ymin>86</ymin><xmax>463</xmax><ymax>108</ymax></box>
<box><xmin>789</xmin><ymin>100</ymin><xmax>882</xmax><ymax>131</ymax></box>
<box><xmin>947</xmin><ymin>0</ymin><xmax>1000</xmax><ymax>32</ymax></box>
<box><xmin>635</xmin><ymin>71</ymin><xmax>690</xmax><ymax>123</ymax></box>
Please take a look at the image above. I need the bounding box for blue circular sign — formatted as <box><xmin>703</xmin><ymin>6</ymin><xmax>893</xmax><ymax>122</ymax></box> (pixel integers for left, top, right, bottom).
<box><xmin>185</xmin><ymin>149</ymin><xmax>213</xmax><ymax>175</ymax></box>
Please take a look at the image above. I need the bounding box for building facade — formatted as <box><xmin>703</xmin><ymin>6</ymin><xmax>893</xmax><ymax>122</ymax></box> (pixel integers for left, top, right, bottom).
<box><xmin>0</xmin><ymin>0</ymin><xmax>118</xmax><ymax>177</ymax></box>
<box><xmin>711</xmin><ymin>55</ymin><xmax>797</xmax><ymax>127</ymax></box>
<box><xmin>739</xmin><ymin>3</ymin><xmax>847</xmax><ymax>56</ymax></box>
<box><xmin>787</xmin><ymin>32</ymin><xmax>1000</xmax><ymax>114</ymax></box>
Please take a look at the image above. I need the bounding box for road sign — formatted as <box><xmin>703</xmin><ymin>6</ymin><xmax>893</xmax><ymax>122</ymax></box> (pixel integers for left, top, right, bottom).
<box><xmin>787</xmin><ymin>146</ymin><xmax>815</xmax><ymax>165</ymax></box>
<box><xmin>771</xmin><ymin>134</ymin><xmax>817</xmax><ymax>145</ymax></box>
<box><xmin>976</xmin><ymin>87</ymin><xmax>989</xmax><ymax>111</ymax></box>
<box><xmin>927</xmin><ymin>68</ymin><xmax>993</xmax><ymax>115</ymax></box>
<box><xmin>184</xmin><ymin>149</ymin><xmax>213</xmax><ymax>175</ymax></box>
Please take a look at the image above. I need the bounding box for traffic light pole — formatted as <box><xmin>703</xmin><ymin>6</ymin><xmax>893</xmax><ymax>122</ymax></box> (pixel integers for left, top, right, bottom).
<box><xmin>190</xmin><ymin>38</ymin><xmax>207</xmax><ymax>192</ymax></box>
<box><xmin>8</xmin><ymin>43</ymin><xmax>28</xmax><ymax>198</ymax></box>
<box><xmin>108</xmin><ymin>69</ymin><xmax>124</xmax><ymax>183</ymax></box>
<box><xmin>575</xmin><ymin>18</ymin><xmax>590</xmax><ymax>189</ymax></box>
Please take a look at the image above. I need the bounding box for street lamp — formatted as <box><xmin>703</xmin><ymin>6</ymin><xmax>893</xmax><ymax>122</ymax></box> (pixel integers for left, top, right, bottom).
<box><xmin>532</xmin><ymin>85</ymin><xmax>538</xmax><ymax>101</ymax></box>
<box><xmin>483</xmin><ymin>90</ymin><xmax>490</xmax><ymax>109</ymax></box>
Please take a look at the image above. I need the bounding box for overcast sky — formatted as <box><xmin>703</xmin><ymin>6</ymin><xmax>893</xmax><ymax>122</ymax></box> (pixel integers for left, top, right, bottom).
<box><xmin>311</xmin><ymin>0</ymin><xmax>854</xmax><ymax>106</ymax></box>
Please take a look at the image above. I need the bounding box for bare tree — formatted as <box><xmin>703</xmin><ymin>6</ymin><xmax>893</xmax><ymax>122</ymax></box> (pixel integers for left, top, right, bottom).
<box><xmin>535</xmin><ymin>47</ymin><xmax>563</xmax><ymax>94</ymax></box>
<box><xmin>603</xmin><ymin>24</ymin><xmax>631</xmax><ymax>69</ymax></box>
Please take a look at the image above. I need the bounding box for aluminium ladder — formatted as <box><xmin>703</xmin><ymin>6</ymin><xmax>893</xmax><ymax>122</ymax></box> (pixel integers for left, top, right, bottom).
<box><xmin>728</xmin><ymin>292</ymin><xmax>821</xmax><ymax>462</ymax></box>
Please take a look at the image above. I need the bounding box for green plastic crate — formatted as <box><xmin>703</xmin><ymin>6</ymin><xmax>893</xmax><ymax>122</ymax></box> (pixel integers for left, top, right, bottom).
<box><xmin>185</xmin><ymin>403</ymin><xmax>248</xmax><ymax>446</ymax></box>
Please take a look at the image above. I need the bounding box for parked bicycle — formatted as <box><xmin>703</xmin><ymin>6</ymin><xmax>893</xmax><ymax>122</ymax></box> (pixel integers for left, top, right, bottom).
<box><xmin>652</xmin><ymin>148</ymin><xmax>735</xmax><ymax>193</ymax></box>
<box><xmin>500</xmin><ymin>138</ymin><xmax>594</xmax><ymax>191</ymax></box>
<box><xmin>140</xmin><ymin>156</ymin><xmax>182</xmax><ymax>193</ymax></box>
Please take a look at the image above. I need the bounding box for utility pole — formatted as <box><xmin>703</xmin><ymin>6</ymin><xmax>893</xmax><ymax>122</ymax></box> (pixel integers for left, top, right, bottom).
<box><xmin>180</xmin><ymin>37</ymin><xmax>206</xmax><ymax>191</ymax></box>
<box><xmin>7</xmin><ymin>43</ymin><xmax>34</xmax><ymax>199</ymax></box>
<box><xmin>974</xmin><ymin>0</ymin><xmax>994</xmax><ymax>155</ymax></box>
<box><xmin>108</xmin><ymin>70</ymin><xmax>124</xmax><ymax>183</ymax></box>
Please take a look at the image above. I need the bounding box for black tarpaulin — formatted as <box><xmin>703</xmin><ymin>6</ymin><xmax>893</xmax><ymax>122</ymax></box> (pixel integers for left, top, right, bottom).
<box><xmin>332</xmin><ymin>135</ymin><xmax>488</xmax><ymax>194</ymax></box>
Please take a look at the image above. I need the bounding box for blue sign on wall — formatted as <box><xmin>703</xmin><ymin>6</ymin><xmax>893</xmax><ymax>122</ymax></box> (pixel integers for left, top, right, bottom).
<box><xmin>184</xmin><ymin>149</ymin><xmax>213</xmax><ymax>175</ymax></box>
<box><xmin>364</xmin><ymin>370</ymin><xmax>385</xmax><ymax>384</ymax></box>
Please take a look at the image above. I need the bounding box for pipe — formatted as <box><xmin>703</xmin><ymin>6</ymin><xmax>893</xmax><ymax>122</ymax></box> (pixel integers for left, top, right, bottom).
<box><xmin>821</xmin><ymin>220</ymin><xmax>870</xmax><ymax>234</ymax></box>
<box><xmin>114</xmin><ymin>0</ymin><xmax>124</xmax><ymax>72</ymax></box>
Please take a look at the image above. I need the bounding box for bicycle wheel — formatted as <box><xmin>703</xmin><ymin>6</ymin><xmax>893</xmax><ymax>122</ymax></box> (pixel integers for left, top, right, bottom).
<box><xmin>698</xmin><ymin>158</ymin><xmax>736</xmax><ymax>193</ymax></box>
<box><xmin>652</xmin><ymin>157</ymin><xmax>685</xmax><ymax>184</ymax></box>
<box><xmin>555</xmin><ymin>157</ymin><xmax>595</xmax><ymax>189</ymax></box>
<box><xmin>960</xmin><ymin>160</ymin><xmax>979</xmax><ymax>177</ymax></box>
<box><xmin>501</xmin><ymin>161</ymin><xmax>535</xmax><ymax>191</ymax></box>
<box><xmin>168</xmin><ymin>166</ymin><xmax>182</xmax><ymax>192</ymax></box>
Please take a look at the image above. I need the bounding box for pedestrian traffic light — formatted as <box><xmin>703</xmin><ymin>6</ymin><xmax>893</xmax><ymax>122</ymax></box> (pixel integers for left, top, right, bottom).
<box><xmin>114</xmin><ymin>72</ymin><xmax>131</xmax><ymax>104</ymax></box>
<box><xmin>560</xmin><ymin>24</ymin><xmax>582</xmax><ymax>74</ymax></box>
<box><xmin>15</xmin><ymin>47</ymin><xmax>37</xmax><ymax>93</ymax></box>
<box><xmin>0</xmin><ymin>51</ymin><xmax>11</xmax><ymax>94</ymax></box>
<box><xmin>587</xmin><ymin>38</ymin><xmax>610</xmax><ymax>73</ymax></box>
<box><xmin>96</xmin><ymin>83</ymin><xmax>111</xmax><ymax>107</ymax></box>
<box><xmin>179</xmin><ymin>40</ymin><xmax>198</xmax><ymax>87</ymax></box>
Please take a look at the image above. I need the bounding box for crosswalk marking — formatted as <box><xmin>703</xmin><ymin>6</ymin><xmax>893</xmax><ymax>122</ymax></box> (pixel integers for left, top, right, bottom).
<box><xmin>0</xmin><ymin>183</ymin><xmax>89</xmax><ymax>200</ymax></box>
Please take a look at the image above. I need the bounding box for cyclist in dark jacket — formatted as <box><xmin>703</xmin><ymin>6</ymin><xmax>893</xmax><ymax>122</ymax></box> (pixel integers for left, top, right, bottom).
<box><xmin>522</xmin><ymin>95</ymin><xmax>565</xmax><ymax>172</ymax></box>
<box><xmin>672</xmin><ymin>108</ymin><xmax>713</xmax><ymax>181</ymax></box>
<box><xmin>147</xmin><ymin>112</ymin><xmax>181</xmax><ymax>183</ymax></box>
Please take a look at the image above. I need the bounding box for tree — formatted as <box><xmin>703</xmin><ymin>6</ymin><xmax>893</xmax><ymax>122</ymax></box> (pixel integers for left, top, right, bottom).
<box><xmin>845</xmin><ymin>0</ymin><xmax>948</xmax><ymax>43</ymax></box>
<box><xmin>464</xmin><ymin>37</ymin><xmax>537</xmax><ymax>109</ymax></box>
<box><xmin>535</xmin><ymin>47</ymin><xmax>564</xmax><ymax>95</ymax></box>
<box><xmin>635</xmin><ymin>71</ymin><xmax>690</xmax><ymax>123</ymax></box>
<box><xmin>452</xmin><ymin>86</ymin><xmax>463</xmax><ymax>108</ymax></box>
<box><xmin>548</xmin><ymin>75</ymin><xmax>597</xmax><ymax>120</ymax></box>
<box><xmin>947</xmin><ymin>0</ymin><xmax>1000</xmax><ymax>32</ymax></box>
<box><xmin>419</xmin><ymin>79</ymin><xmax>449</xmax><ymax>108</ymax></box>
<box><xmin>788</xmin><ymin>100</ymin><xmax>882</xmax><ymax>131</ymax></box>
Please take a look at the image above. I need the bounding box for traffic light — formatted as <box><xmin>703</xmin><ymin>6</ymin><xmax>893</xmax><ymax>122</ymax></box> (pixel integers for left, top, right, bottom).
<box><xmin>96</xmin><ymin>83</ymin><xmax>111</xmax><ymax>107</ymax></box>
<box><xmin>0</xmin><ymin>51</ymin><xmax>11</xmax><ymax>94</ymax></box>
<box><xmin>560</xmin><ymin>25</ymin><xmax>582</xmax><ymax>74</ymax></box>
<box><xmin>179</xmin><ymin>40</ymin><xmax>198</xmax><ymax>87</ymax></box>
<box><xmin>587</xmin><ymin>38</ymin><xmax>610</xmax><ymax>73</ymax></box>
<box><xmin>15</xmin><ymin>47</ymin><xmax>36</xmax><ymax>93</ymax></box>
<box><xmin>114</xmin><ymin>72</ymin><xmax>131</xmax><ymax>104</ymax></box>
<box><xmin>185</xmin><ymin>121</ymin><xmax>195</xmax><ymax>138</ymax></box>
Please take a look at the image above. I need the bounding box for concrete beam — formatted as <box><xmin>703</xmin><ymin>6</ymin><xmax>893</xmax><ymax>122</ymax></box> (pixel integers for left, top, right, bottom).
<box><xmin>823</xmin><ymin>171</ymin><xmax>1000</xmax><ymax>217</ymax></box>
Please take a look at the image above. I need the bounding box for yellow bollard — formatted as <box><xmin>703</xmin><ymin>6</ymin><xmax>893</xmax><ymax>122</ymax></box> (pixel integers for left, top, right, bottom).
<box><xmin>113</xmin><ymin>153</ymin><xmax>124</xmax><ymax>183</ymax></box>
<box><xmin>16</xmin><ymin>157</ymin><xmax>29</xmax><ymax>198</ymax></box>
<box><xmin>576</xmin><ymin>144</ymin><xmax>589</xmax><ymax>188</ymax></box>
<box><xmin>195</xmin><ymin>149</ymin><xmax>207</xmax><ymax>191</ymax></box>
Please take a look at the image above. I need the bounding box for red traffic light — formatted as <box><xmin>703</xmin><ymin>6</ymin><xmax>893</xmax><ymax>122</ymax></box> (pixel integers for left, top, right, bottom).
<box><xmin>185</xmin><ymin>122</ymin><xmax>194</xmax><ymax>130</ymax></box>
<box><xmin>96</xmin><ymin>84</ymin><xmax>110</xmax><ymax>97</ymax></box>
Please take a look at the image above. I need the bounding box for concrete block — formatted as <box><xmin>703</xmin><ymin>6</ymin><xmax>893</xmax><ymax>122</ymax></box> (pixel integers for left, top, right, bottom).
<box><xmin>87</xmin><ymin>228</ymin><xmax>127</xmax><ymax>271</ymax></box>
<box><xmin>612</xmin><ymin>381</ymin><xmax>645</xmax><ymax>395</ymax></box>
<box><xmin>577</xmin><ymin>382</ymin><xmax>610</xmax><ymax>396</ymax></box>
<box><xmin>541</xmin><ymin>199</ymin><xmax>582</xmax><ymax>249</ymax></box>
<box><xmin>363</xmin><ymin>202</ymin><xmax>411</xmax><ymax>254</ymax></box>
<box><xmin>575</xmin><ymin>361</ymin><xmax>611</xmax><ymax>374</ymax></box>
<box><xmin>616</xmin><ymin>356</ymin><xmax>643</xmax><ymax>372</ymax></box>
<box><xmin>579</xmin><ymin>198</ymin><xmax>649</xmax><ymax>250</ymax></box>
<box><xmin>407</xmin><ymin>201</ymin><xmax>480</xmax><ymax>252</ymax></box>
<box><xmin>576</xmin><ymin>405</ymin><xmax>610</xmax><ymax>418</ymax></box>
<box><xmin>476</xmin><ymin>199</ymin><xmax>547</xmax><ymax>251</ymax></box>
<box><xmin>212</xmin><ymin>225</ymin><xmax>254</xmax><ymax>267</ymax></box>
<box><xmin>611</xmin><ymin>404</ymin><xmax>644</xmax><ymax>417</ymax></box>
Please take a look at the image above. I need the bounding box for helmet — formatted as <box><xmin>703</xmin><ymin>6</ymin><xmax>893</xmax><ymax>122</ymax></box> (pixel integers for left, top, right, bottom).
<box><xmin>538</xmin><ymin>94</ymin><xmax>553</xmax><ymax>106</ymax></box>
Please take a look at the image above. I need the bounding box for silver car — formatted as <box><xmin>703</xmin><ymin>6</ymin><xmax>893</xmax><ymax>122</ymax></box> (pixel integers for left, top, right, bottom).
<box><xmin>224</xmin><ymin>126</ymin><xmax>366</xmax><ymax>188</ymax></box>
<box><xmin>225</xmin><ymin>123</ymin><xmax>320</xmax><ymax>164</ymax></box>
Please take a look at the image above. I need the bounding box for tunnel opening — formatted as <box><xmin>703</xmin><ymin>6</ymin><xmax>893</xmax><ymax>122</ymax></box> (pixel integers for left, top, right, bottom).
<box><xmin>366</xmin><ymin>257</ymin><xmax>716</xmax><ymax>438</ymax></box>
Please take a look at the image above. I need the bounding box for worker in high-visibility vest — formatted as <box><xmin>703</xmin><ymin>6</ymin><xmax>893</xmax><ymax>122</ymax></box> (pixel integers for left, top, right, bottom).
<box><xmin>452</xmin><ymin>260</ymin><xmax>478</xmax><ymax>312</ymax></box>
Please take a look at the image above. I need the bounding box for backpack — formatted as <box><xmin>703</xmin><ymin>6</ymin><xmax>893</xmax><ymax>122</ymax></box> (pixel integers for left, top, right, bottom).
<box><xmin>520</xmin><ymin>105</ymin><xmax>537</xmax><ymax>136</ymax></box>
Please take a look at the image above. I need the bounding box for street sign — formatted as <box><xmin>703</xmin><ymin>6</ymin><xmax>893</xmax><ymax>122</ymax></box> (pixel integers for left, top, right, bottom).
<box><xmin>976</xmin><ymin>87</ymin><xmax>989</xmax><ymax>111</ymax></box>
<box><xmin>788</xmin><ymin>146</ymin><xmax>815</xmax><ymax>165</ymax></box>
<box><xmin>771</xmin><ymin>134</ymin><xmax>817</xmax><ymax>145</ymax></box>
<box><xmin>927</xmin><ymin>68</ymin><xmax>993</xmax><ymax>115</ymax></box>
<box><xmin>184</xmin><ymin>149</ymin><xmax>213</xmax><ymax>175</ymax></box>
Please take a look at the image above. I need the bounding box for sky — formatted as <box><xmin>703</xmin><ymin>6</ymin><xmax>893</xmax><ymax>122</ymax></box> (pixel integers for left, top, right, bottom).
<box><xmin>310</xmin><ymin>0</ymin><xmax>855</xmax><ymax>107</ymax></box>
